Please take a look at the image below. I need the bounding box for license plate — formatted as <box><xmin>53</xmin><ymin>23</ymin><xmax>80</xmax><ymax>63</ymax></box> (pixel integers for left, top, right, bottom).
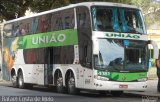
<box><xmin>119</xmin><ymin>84</ymin><xmax>128</xmax><ymax>89</ymax></box>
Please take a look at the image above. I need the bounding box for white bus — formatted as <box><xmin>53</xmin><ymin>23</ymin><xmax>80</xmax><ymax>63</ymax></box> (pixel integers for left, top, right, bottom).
<box><xmin>1</xmin><ymin>2</ymin><xmax>158</xmax><ymax>96</ymax></box>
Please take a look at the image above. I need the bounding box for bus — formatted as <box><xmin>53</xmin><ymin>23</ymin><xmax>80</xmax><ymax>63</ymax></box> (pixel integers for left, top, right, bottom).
<box><xmin>1</xmin><ymin>2</ymin><xmax>159</xmax><ymax>96</ymax></box>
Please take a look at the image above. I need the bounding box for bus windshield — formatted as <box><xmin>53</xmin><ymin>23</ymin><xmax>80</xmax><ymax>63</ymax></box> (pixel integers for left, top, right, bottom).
<box><xmin>94</xmin><ymin>39</ymin><xmax>148</xmax><ymax>72</ymax></box>
<box><xmin>91</xmin><ymin>6</ymin><xmax>145</xmax><ymax>34</ymax></box>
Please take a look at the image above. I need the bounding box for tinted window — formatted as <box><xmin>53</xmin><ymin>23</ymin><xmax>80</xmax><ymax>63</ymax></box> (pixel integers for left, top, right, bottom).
<box><xmin>3</xmin><ymin>8</ymin><xmax>75</xmax><ymax>37</ymax></box>
<box><xmin>23</xmin><ymin>45</ymin><xmax>74</xmax><ymax>64</ymax></box>
<box><xmin>76</xmin><ymin>6</ymin><xmax>92</xmax><ymax>68</ymax></box>
<box><xmin>52</xmin><ymin>46</ymin><xmax>74</xmax><ymax>64</ymax></box>
<box><xmin>23</xmin><ymin>48</ymin><xmax>45</xmax><ymax>64</ymax></box>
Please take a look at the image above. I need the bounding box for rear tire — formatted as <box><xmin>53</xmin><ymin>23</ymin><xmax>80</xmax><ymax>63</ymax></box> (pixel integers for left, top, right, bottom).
<box><xmin>11</xmin><ymin>74</ymin><xmax>18</xmax><ymax>88</ymax></box>
<box><xmin>18</xmin><ymin>72</ymin><xmax>25</xmax><ymax>89</ymax></box>
<box><xmin>56</xmin><ymin>72</ymin><xmax>65</xmax><ymax>93</ymax></box>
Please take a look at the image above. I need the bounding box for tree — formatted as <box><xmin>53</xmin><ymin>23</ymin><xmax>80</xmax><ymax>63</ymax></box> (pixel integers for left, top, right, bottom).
<box><xmin>0</xmin><ymin>0</ymin><xmax>131</xmax><ymax>21</ymax></box>
<box><xmin>131</xmin><ymin>0</ymin><xmax>160</xmax><ymax>28</ymax></box>
<box><xmin>0</xmin><ymin>0</ymin><xmax>33</xmax><ymax>21</ymax></box>
<box><xmin>31</xmin><ymin>0</ymin><xmax>131</xmax><ymax>12</ymax></box>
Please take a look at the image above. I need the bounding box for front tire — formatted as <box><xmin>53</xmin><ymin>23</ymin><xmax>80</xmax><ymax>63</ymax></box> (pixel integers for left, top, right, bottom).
<box><xmin>67</xmin><ymin>75</ymin><xmax>79</xmax><ymax>94</ymax></box>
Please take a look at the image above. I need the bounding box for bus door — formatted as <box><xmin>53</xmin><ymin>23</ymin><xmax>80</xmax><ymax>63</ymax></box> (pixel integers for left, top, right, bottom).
<box><xmin>44</xmin><ymin>47</ymin><xmax>53</xmax><ymax>85</ymax></box>
<box><xmin>82</xmin><ymin>44</ymin><xmax>93</xmax><ymax>89</ymax></box>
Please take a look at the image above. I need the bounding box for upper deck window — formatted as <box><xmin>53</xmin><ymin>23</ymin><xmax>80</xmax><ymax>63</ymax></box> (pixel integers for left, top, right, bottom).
<box><xmin>3</xmin><ymin>8</ymin><xmax>75</xmax><ymax>38</ymax></box>
<box><xmin>91</xmin><ymin>6</ymin><xmax>146</xmax><ymax>34</ymax></box>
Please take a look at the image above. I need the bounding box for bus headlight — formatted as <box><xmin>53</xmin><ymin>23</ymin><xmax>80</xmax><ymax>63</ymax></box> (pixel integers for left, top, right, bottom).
<box><xmin>137</xmin><ymin>78</ymin><xmax>147</xmax><ymax>82</ymax></box>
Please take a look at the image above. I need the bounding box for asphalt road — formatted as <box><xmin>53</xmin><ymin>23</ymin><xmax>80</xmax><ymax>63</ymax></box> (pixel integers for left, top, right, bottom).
<box><xmin>0</xmin><ymin>85</ymin><xmax>144</xmax><ymax>102</ymax></box>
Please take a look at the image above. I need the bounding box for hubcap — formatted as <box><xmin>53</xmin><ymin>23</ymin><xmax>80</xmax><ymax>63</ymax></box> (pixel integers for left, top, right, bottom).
<box><xmin>12</xmin><ymin>75</ymin><xmax>16</xmax><ymax>83</ymax></box>
<box><xmin>57</xmin><ymin>77</ymin><xmax>63</xmax><ymax>87</ymax></box>
<box><xmin>68</xmin><ymin>77</ymin><xmax>75</xmax><ymax>87</ymax></box>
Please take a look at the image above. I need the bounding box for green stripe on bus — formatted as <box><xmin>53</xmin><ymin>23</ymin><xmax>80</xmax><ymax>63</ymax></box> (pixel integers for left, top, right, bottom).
<box><xmin>13</xmin><ymin>29</ymin><xmax>78</xmax><ymax>49</ymax></box>
<box><xmin>97</xmin><ymin>70</ymin><xmax>147</xmax><ymax>82</ymax></box>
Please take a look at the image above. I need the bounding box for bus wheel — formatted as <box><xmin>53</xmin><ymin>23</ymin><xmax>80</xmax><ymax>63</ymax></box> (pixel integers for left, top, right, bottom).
<box><xmin>67</xmin><ymin>75</ymin><xmax>79</xmax><ymax>94</ymax></box>
<box><xmin>56</xmin><ymin>72</ymin><xmax>64</xmax><ymax>93</ymax></box>
<box><xmin>111</xmin><ymin>91</ymin><xmax>123</xmax><ymax>97</ymax></box>
<box><xmin>18</xmin><ymin>72</ymin><xmax>25</xmax><ymax>89</ymax></box>
<box><xmin>11</xmin><ymin>74</ymin><xmax>18</xmax><ymax>88</ymax></box>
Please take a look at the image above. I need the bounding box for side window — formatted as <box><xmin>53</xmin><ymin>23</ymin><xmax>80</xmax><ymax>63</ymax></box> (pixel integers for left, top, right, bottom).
<box><xmin>52</xmin><ymin>47</ymin><xmax>61</xmax><ymax>64</ymax></box>
<box><xmin>52</xmin><ymin>46</ymin><xmax>74</xmax><ymax>64</ymax></box>
<box><xmin>56</xmin><ymin>17</ymin><xmax>63</xmax><ymax>30</ymax></box>
<box><xmin>36</xmin><ymin>48</ymin><xmax>45</xmax><ymax>64</ymax></box>
<box><xmin>23</xmin><ymin>48</ymin><xmax>45</xmax><ymax>64</ymax></box>
<box><xmin>4</xmin><ymin>8</ymin><xmax>75</xmax><ymax>37</ymax></box>
<box><xmin>77</xmin><ymin>7</ymin><xmax>90</xmax><ymax>28</ymax></box>
<box><xmin>60</xmin><ymin>46</ymin><xmax>74</xmax><ymax>64</ymax></box>
<box><xmin>62</xmin><ymin>9</ymin><xmax>75</xmax><ymax>29</ymax></box>
<box><xmin>52</xmin><ymin>8</ymin><xmax>75</xmax><ymax>31</ymax></box>
<box><xmin>12</xmin><ymin>19</ymin><xmax>32</xmax><ymax>36</ymax></box>
<box><xmin>76</xmin><ymin>6</ymin><xmax>92</xmax><ymax>68</ymax></box>
<box><xmin>3</xmin><ymin>24</ymin><xmax>12</xmax><ymax>37</ymax></box>
<box><xmin>52</xmin><ymin>12</ymin><xmax>60</xmax><ymax>31</ymax></box>
<box><xmin>77</xmin><ymin>13</ymin><xmax>86</xmax><ymax>27</ymax></box>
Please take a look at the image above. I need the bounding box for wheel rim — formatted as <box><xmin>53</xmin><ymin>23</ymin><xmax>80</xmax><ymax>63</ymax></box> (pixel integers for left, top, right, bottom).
<box><xmin>68</xmin><ymin>77</ymin><xmax>75</xmax><ymax>89</ymax></box>
<box><xmin>57</xmin><ymin>77</ymin><xmax>63</xmax><ymax>87</ymax></box>
<box><xmin>11</xmin><ymin>75</ymin><xmax>16</xmax><ymax>84</ymax></box>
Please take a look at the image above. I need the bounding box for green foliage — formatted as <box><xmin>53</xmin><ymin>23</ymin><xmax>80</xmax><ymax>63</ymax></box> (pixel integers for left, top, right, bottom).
<box><xmin>1</xmin><ymin>0</ymin><xmax>160</xmax><ymax>29</ymax></box>
<box><xmin>30</xmin><ymin>0</ymin><xmax>131</xmax><ymax>12</ymax></box>
<box><xmin>0</xmin><ymin>0</ymin><xmax>33</xmax><ymax>21</ymax></box>
<box><xmin>131</xmin><ymin>0</ymin><xmax>160</xmax><ymax>29</ymax></box>
<box><xmin>0</xmin><ymin>0</ymin><xmax>131</xmax><ymax>21</ymax></box>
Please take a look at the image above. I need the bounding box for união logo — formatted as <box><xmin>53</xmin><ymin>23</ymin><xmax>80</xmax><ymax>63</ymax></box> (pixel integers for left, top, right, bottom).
<box><xmin>106</xmin><ymin>33</ymin><xmax>140</xmax><ymax>39</ymax></box>
<box><xmin>32</xmin><ymin>33</ymin><xmax>66</xmax><ymax>45</ymax></box>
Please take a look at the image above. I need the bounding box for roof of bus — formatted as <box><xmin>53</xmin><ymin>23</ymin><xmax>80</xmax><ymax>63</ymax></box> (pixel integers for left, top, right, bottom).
<box><xmin>4</xmin><ymin>2</ymin><xmax>138</xmax><ymax>24</ymax></box>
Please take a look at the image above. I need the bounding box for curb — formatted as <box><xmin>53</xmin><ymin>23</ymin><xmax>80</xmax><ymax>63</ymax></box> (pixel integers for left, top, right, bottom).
<box><xmin>0</xmin><ymin>80</ymin><xmax>12</xmax><ymax>86</ymax></box>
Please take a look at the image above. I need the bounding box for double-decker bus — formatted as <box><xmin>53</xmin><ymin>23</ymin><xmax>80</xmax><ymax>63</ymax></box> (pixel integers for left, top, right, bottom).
<box><xmin>0</xmin><ymin>2</ymin><xmax>158</xmax><ymax>96</ymax></box>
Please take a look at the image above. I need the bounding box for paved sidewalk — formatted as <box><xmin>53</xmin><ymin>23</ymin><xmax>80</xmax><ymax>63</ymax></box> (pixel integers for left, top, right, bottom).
<box><xmin>0</xmin><ymin>79</ymin><xmax>12</xmax><ymax>86</ymax></box>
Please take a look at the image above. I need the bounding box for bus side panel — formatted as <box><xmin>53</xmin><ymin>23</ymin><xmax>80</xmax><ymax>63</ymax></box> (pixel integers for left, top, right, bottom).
<box><xmin>2</xmin><ymin>47</ymin><xmax>45</xmax><ymax>85</ymax></box>
<box><xmin>2</xmin><ymin>38</ymin><xmax>20</xmax><ymax>81</ymax></box>
<box><xmin>52</xmin><ymin>64</ymin><xmax>84</xmax><ymax>88</ymax></box>
<box><xmin>14</xmin><ymin>64</ymin><xmax>45</xmax><ymax>85</ymax></box>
